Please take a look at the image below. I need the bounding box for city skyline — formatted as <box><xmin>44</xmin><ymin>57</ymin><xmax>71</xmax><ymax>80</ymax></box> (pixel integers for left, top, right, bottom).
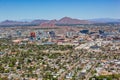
<box><xmin>0</xmin><ymin>0</ymin><xmax>120</xmax><ymax>21</ymax></box>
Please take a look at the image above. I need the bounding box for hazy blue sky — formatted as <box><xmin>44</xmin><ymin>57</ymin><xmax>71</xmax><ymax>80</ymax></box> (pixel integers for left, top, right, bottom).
<box><xmin>0</xmin><ymin>0</ymin><xmax>120</xmax><ymax>21</ymax></box>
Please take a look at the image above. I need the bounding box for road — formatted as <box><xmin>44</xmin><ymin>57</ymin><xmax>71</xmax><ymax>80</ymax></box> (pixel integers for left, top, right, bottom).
<box><xmin>58</xmin><ymin>52</ymin><xmax>85</xmax><ymax>80</ymax></box>
<box><xmin>85</xmin><ymin>61</ymin><xmax>99</xmax><ymax>80</ymax></box>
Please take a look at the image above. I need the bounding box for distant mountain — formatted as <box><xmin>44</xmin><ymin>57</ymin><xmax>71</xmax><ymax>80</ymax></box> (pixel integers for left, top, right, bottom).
<box><xmin>40</xmin><ymin>17</ymin><xmax>91</xmax><ymax>27</ymax></box>
<box><xmin>0</xmin><ymin>20</ymin><xmax>28</xmax><ymax>25</ymax></box>
<box><xmin>89</xmin><ymin>18</ymin><xmax>120</xmax><ymax>23</ymax></box>
<box><xmin>17</xmin><ymin>19</ymin><xmax>34</xmax><ymax>22</ymax></box>
<box><xmin>0</xmin><ymin>19</ymin><xmax>49</xmax><ymax>27</ymax></box>
<box><xmin>40</xmin><ymin>20</ymin><xmax>56</xmax><ymax>27</ymax></box>
<box><xmin>0</xmin><ymin>17</ymin><xmax>120</xmax><ymax>27</ymax></box>
<box><xmin>57</xmin><ymin>17</ymin><xmax>91</xmax><ymax>24</ymax></box>
<box><xmin>31</xmin><ymin>20</ymin><xmax>49</xmax><ymax>25</ymax></box>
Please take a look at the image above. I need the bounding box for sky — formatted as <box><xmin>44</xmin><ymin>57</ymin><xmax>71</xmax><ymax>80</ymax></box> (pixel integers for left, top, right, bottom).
<box><xmin>0</xmin><ymin>0</ymin><xmax>120</xmax><ymax>21</ymax></box>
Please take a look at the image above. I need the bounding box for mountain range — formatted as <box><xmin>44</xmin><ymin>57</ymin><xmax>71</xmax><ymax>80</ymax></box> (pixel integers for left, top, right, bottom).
<box><xmin>89</xmin><ymin>18</ymin><xmax>120</xmax><ymax>23</ymax></box>
<box><xmin>0</xmin><ymin>17</ymin><xmax>120</xmax><ymax>27</ymax></box>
